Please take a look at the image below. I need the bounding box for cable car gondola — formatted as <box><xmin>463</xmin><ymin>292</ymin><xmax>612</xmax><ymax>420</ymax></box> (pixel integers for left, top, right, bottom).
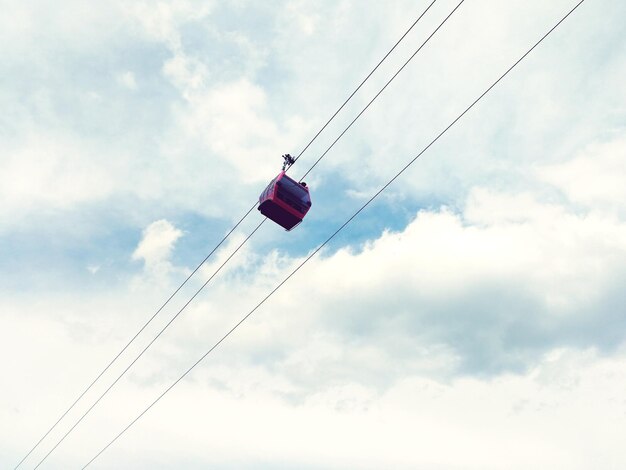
<box><xmin>258</xmin><ymin>154</ymin><xmax>312</xmax><ymax>230</ymax></box>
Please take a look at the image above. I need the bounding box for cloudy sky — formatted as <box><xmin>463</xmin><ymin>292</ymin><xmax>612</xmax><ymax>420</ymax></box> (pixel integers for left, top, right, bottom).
<box><xmin>2</xmin><ymin>0</ymin><xmax>625</xmax><ymax>468</ymax></box>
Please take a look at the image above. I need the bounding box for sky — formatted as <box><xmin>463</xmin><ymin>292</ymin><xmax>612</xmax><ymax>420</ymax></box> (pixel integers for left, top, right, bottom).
<box><xmin>1</xmin><ymin>0</ymin><xmax>625</xmax><ymax>468</ymax></box>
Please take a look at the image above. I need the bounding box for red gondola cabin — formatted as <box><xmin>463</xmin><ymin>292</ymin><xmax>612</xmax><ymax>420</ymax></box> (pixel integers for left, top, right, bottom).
<box><xmin>258</xmin><ymin>171</ymin><xmax>312</xmax><ymax>230</ymax></box>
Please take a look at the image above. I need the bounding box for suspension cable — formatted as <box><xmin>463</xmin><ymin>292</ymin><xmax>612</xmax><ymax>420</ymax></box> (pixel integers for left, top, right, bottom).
<box><xmin>291</xmin><ymin>0</ymin><xmax>438</xmax><ymax>164</ymax></box>
<box><xmin>15</xmin><ymin>3</ymin><xmax>440</xmax><ymax>468</ymax></box>
<box><xmin>32</xmin><ymin>1</ymin><xmax>456</xmax><ymax>465</ymax></box>
<box><xmin>80</xmin><ymin>1</ymin><xmax>586</xmax><ymax>467</ymax></box>
<box><xmin>31</xmin><ymin>221</ymin><xmax>266</xmax><ymax>470</ymax></box>
<box><xmin>12</xmin><ymin>201</ymin><xmax>258</xmax><ymax>470</ymax></box>
<box><xmin>299</xmin><ymin>0</ymin><xmax>465</xmax><ymax>181</ymax></box>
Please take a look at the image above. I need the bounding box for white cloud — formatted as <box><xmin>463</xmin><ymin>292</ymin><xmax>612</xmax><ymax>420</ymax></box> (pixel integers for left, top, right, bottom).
<box><xmin>163</xmin><ymin>53</ymin><xmax>209</xmax><ymax>94</ymax></box>
<box><xmin>132</xmin><ymin>220</ymin><xmax>184</xmax><ymax>285</ymax></box>
<box><xmin>138</xmin><ymin>180</ymin><xmax>626</xmax><ymax>393</ymax></box>
<box><xmin>285</xmin><ymin>1</ymin><xmax>320</xmax><ymax>36</ymax></box>
<box><xmin>87</xmin><ymin>265</ymin><xmax>101</xmax><ymax>275</ymax></box>
<box><xmin>538</xmin><ymin>135</ymin><xmax>626</xmax><ymax>212</ymax></box>
<box><xmin>6</xmin><ymin>165</ymin><xmax>626</xmax><ymax>467</ymax></box>
<box><xmin>116</xmin><ymin>71</ymin><xmax>137</xmax><ymax>90</ymax></box>
<box><xmin>133</xmin><ymin>219</ymin><xmax>183</xmax><ymax>266</ymax></box>
<box><xmin>173</xmin><ymin>78</ymin><xmax>291</xmax><ymax>183</ymax></box>
<box><xmin>124</xmin><ymin>0</ymin><xmax>214</xmax><ymax>50</ymax></box>
<box><xmin>192</xmin><ymin>184</ymin><xmax>625</xmax><ymax>381</ymax></box>
<box><xmin>0</xmin><ymin>131</ymin><xmax>115</xmax><ymax>227</ymax></box>
<box><xmin>4</xmin><ymin>316</ymin><xmax>625</xmax><ymax>470</ymax></box>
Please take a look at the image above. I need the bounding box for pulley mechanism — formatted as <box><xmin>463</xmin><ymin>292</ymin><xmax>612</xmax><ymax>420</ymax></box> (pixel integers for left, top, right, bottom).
<box><xmin>281</xmin><ymin>153</ymin><xmax>295</xmax><ymax>171</ymax></box>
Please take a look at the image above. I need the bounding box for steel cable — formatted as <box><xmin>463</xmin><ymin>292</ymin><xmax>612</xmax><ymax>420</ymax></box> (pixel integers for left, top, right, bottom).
<box><xmin>80</xmin><ymin>1</ymin><xmax>586</xmax><ymax>467</ymax></box>
<box><xmin>15</xmin><ymin>2</ymin><xmax>440</xmax><ymax>468</ymax></box>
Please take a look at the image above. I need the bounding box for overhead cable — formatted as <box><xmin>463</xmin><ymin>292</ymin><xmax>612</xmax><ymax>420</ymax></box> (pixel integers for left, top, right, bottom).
<box><xmin>12</xmin><ymin>202</ymin><xmax>258</xmax><ymax>470</ymax></box>
<box><xmin>80</xmin><ymin>1</ymin><xmax>587</xmax><ymax>467</ymax></box>
<box><xmin>31</xmin><ymin>221</ymin><xmax>266</xmax><ymax>470</ymax></box>
<box><xmin>291</xmin><ymin>0</ymin><xmax>438</xmax><ymax>164</ymax></box>
<box><xmin>299</xmin><ymin>0</ymin><xmax>465</xmax><ymax>180</ymax></box>
<box><xmin>34</xmin><ymin>1</ymin><xmax>454</xmax><ymax>464</ymax></box>
<box><xmin>15</xmin><ymin>2</ymin><xmax>440</xmax><ymax>468</ymax></box>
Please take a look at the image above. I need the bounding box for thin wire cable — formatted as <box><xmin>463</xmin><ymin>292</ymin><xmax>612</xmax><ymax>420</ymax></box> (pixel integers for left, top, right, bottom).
<box><xmin>81</xmin><ymin>2</ymin><xmax>586</xmax><ymax>467</ymax></box>
<box><xmin>291</xmin><ymin>0</ymin><xmax>437</xmax><ymax>163</ymax></box>
<box><xmin>16</xmin><ymin>4</ymin><xmax>440</xmax><ymax>468</ymax></box>
<box><xmin>12</xmin><ymin>201</ymin><xmax>258</xmax><ymax>470</ymax></box>
<box><xmin>31</xmin><ymin>220</ymin><xmax>266</xmax><ymax>470</ymax></box>
<box><xmin>299</xmin><ymin>0</ymin><xmax>465</xmax><ymax>181</ymax></box>
<box><xmin>32</xmin><ymin>0</ymin><xmax>461</xmax><ymax>465</ymax></box>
